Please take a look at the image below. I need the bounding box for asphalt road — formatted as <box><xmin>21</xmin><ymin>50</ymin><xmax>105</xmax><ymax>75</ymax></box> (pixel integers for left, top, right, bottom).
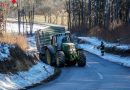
<box><xmin>30</xmin><ymin>52</ymin><xmax>130</xmax><ymax>90</ymax></box>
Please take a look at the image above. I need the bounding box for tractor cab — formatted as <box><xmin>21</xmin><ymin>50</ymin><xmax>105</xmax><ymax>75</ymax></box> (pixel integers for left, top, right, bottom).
<box><xmin>51</xmin><ymin>31</ymin><xmax>72</xmax><ymax>50</ymax></box>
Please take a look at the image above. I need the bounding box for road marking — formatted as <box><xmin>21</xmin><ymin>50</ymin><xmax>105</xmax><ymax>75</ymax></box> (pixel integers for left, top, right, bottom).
<box><xmin>56</xmin><ymin>82</ymin><xmax>76</xmax><ymax>85</ymax></box>
<box><xmin>74</xmin><ymin>79</ymin><xmax>98</xmax><ymax>82</ymax></box>
<box><xmin>87</xmin><ymin>64</ymin><xmax>90</xmax><ymax>67</ymax></box>
<box><xmin>97</xmin><ymin>72</ymin><xmax>103</xmax><ymax>80</ymax></box>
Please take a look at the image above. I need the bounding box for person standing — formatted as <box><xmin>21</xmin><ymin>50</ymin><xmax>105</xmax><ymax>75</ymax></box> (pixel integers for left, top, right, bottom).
<box><xmin>100</xmin><ymin>41</ymin><xmax>105</xmax><ymax>56</ymax></box>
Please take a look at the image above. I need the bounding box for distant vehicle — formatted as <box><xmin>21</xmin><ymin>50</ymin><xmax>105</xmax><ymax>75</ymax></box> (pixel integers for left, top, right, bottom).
<box><xmin>35</xmin><ymin>26</ymin><xmax>86</xmax><ymax>67</ymax></box>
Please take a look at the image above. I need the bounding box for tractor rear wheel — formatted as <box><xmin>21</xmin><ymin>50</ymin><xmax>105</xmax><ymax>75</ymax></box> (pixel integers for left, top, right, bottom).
<box><xmin>77</xmin><ymin>51</ymin><xmax>86</xmax><ymax>67</ymax></box>
<box><xmin>56</xmin><ymin>51</ymin><xmax>65</xmax><ymax>67</ymax></box>
<box><xmin>45</xmin><ymin>45</ymin><xmax>56</xmax><ymax>66</ymax></box>
<box><xmin>45</xmin><ymin>49</ymin><xmax>51</xmax><ymax>65</ymax></box>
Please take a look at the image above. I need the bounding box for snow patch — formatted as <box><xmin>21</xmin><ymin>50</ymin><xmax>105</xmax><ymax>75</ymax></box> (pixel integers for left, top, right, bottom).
<box><xmin>78</xmin><ymin>37</ymin><xmax>130</xmax><ymax>67</ymax></box>
<box><xmin>78</xmin><ymin>37</ymin><xmax>130</xmax><ymax>50</ymax></box>
<box><xmin>0</xmin><ymin>62</ymin><xmax>54</xmax><ymax>90</ymax></box>
<box><xmin>6</xmin><ymin>23</ymin><xmax>49</xmax><ymax>33</ymax></box>
<box><xmin>0</xmin><ymin>44</ymin><xmax>15</xmax><ymax>61</ymax></box>
<box><xmin>27</xmin><ymin>36</ymin><xmax>37</xmax><ymax>52</ymax></box>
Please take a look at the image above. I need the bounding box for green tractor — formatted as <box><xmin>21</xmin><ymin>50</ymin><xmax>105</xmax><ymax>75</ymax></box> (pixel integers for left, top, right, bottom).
<box><xmin>35</xmin><ymin>26</ymin><xmax>86</xmax><ymax>67</ymax></box>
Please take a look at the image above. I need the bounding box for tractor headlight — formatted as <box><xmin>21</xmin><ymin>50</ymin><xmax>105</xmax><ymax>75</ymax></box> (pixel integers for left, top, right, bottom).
<box><xmin>69</xmin><ymin>48</ymin><xmax>76</xmax><ymax>53</ymax></box>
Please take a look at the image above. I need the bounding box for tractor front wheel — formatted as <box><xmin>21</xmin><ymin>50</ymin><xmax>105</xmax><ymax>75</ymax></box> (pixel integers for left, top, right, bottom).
<box><xmin>77</xmin><ymin>51</ymin><xmax>86</xmax><ymax>67</ymax></box>
<box><xmin>56</xmin><ymin>51</ymin><xmax>65</xmax><ymax>67</ymax></box>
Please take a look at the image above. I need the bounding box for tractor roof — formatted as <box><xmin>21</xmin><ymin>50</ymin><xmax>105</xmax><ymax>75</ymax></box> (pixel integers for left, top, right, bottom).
<box><xmin>63</xmin><ymin>43</ymin><xmax>75</xmax><ymax>46</ymax></box>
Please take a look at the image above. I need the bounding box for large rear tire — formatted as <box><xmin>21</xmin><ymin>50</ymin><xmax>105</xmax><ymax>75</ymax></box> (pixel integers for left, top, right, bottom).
<box><xmin>45</xmin><ymin>45</ymin><xmax>56</xmax><ymax>66</ymax></box>
<box><xmin>45</xmin><ymin>49</ymin><xmax>51</xmax><ymax>65</ymax></box>
<box><xmin>56</xmin><ymin>51</ymin><xmax>65</xmax><ymax>67</ymax></box>
<box><xmin>77</xmin><ymin>51</ymin><xmax>86</xmax><ymax>67</ymax></box>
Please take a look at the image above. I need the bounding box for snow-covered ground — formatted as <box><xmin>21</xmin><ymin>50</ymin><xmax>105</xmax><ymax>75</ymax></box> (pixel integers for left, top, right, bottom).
<box><xmin>78</xmin><ymin>37</ymin><xmax>130</xmax><ymax>50</ymax></box>
<box><xmin>0</xmin><ymin>62</ymin><xmax>54</xmax><ymax>90</ymax></box>
<box><xmin>0</xmin><ymin>23</ymin><xmax>55</xmax><ymax>90</ymax></box>
<box><xmin>0</xmin><ymin>44</ymin><xmax>13</xmax><ymax>61</ymax></box>
<box><xmin>78</xmin><ymin>37</ymin><xmax>130</xmax><ymax>67</ymax></box>
<box><xmin>27</xmin><ymin>36</ymin><xmax>37</xmax><ymax>52</ymax></box>
<box><xmin>6</xmin><ymin>23</ymin><xmax>49</xmax><ymax>33</ymax></box>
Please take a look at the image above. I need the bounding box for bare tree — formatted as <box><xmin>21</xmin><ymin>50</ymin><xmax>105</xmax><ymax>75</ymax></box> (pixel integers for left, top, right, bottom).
<box><xmin>66</xmin><ymin>0</ymin><xmax>130</xmax><ymax>35</ymax></box>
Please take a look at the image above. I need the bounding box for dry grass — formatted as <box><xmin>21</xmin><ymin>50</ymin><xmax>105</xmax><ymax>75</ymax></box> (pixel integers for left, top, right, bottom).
<box><xmin>0</xmin><ymin>33</ymin><xmax>38</xmax><ymax>73</ymax></box>
<box><xmin>0</xmin><ymin>33</ymin><xmax>28</xmax><ymax>51</ymax></box>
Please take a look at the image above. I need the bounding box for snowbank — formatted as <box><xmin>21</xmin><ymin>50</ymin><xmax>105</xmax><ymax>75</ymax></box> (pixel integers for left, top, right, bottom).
<box><xmin>0</xmin><ymin>22</ymin><xmax>55</xmax><ymax>90</ymax></box>
<box><xmin>0</xmin><ymin>44</ymin><xmax>15</xmax><ymax>61</ymax></box>
<box><xmin>78</xmin><ymin>37</ymin><xmax>130</xmax><ymax>50</ymax></box>
<box><xmin>0</xmin><ymin>62</ymin><xmax>54</xmax><ymax>90</ymax></box>
<box><xmin>78</xmin><ymin>37</ymin><xmax>130</xmax><ymax>67</ymax></box>
<box><xmin>0</xmin><ymin>34</ymin><xmax>55</xmax><ymax>90</ymax></box>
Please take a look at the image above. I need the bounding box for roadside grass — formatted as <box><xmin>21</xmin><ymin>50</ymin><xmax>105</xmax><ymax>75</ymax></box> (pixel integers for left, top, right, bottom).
<box><xmin>0</xmin><ymin>33</ymin><xmax>28</xmax><ymax>51</ymax></box>
<box><xmin>0</xmin><ymin>33</ymin><xmax>38</xmax><ymax>73</ymax></box>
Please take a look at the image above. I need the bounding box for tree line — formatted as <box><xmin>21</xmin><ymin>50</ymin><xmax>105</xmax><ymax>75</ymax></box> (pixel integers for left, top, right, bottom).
<box><xmin>66</xmin><ymin>0</ymin><xmax>130</xmax><ymax>37</ymax></box>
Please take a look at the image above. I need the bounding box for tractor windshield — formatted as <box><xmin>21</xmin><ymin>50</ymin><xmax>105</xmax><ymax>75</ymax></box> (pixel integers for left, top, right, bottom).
<box><xmin>62</xmin><ymin>36</ymin><xmax>70</xmax><ymax>43</ymax></box>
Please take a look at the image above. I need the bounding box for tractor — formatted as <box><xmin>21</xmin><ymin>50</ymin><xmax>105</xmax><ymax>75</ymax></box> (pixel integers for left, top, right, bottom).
<box><xmin>35</xmin><ymin>26</ymin><xmax>86</xmax><ymax>67</ymax></box>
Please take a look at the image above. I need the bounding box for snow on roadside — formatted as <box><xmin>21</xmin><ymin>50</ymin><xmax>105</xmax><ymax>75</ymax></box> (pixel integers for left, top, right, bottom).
<box><xmin>0</xmin><ymin>23</ymin><xmax>55</xmax><ymax>90</ymax></box>
<box><xmin>27</xmin><ymin>36</ymin><xmax>37</xmax><ymax>52</ymax></box>
<box><xmin>0</xmin><ymin>44</ymin><xmax>15</xmax><ymax>61</ymax></box>
<box><xmin>0</xmin><ymin>62</ymin><xmax>54</xmax><ymax>90</ymax></box>
<box><xmin>78</xmin><ymin>37</ymin><xmax>130</xmax><ymax>67</ymax></box>
<box><xmin>78</xmin><ymin>37</ymin><xmax>130</xmax><ymax>50</ymax></box>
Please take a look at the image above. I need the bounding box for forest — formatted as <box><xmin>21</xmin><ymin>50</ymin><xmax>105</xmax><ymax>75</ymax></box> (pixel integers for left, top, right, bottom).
<box><xmin>66</xmin><ymin>0</ymin><xmax>130</xmax><ymax>43</ymax></box>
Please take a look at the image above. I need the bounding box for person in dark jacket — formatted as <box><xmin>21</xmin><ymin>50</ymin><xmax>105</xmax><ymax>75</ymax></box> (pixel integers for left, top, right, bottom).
<box><xmin>100</xmin><ymin>41</ymin><xmax>105</xmax><ymax>56</ymax></box>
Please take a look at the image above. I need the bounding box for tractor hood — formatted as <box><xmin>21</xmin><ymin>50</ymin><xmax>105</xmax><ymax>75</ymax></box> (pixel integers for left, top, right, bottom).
<box><xmin>62</xmin><ymin>43</ymin><xmax>75</xmax><ymax>46</ymax></box>
<box><xmin>62</xmin><ymin>43</ymin><xmax>76</xmax><ymax>53</ymax></box>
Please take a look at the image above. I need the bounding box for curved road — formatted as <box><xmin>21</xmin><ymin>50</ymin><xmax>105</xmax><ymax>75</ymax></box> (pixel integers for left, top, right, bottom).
<box><xmin>30</xmin><ymin>52</ymin><xmax>130</xmax><ymax>90</ymax></box>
